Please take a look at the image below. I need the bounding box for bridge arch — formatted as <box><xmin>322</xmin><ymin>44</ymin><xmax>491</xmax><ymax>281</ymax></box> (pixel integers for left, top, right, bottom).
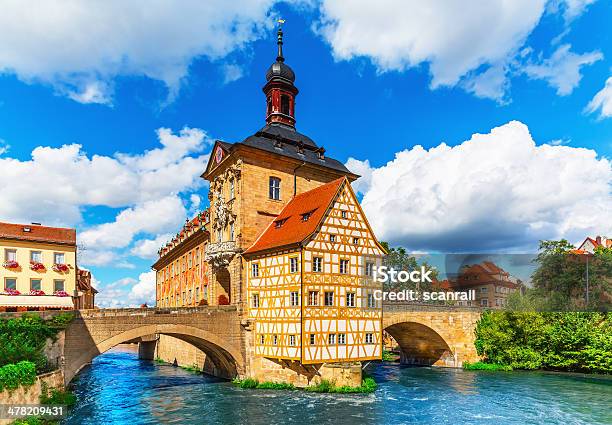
<box><xmin>65</xmin><ymin>323</ymin><xmax>244</xmax><ymax>383</ymax></box>
<box><xmin>384</xmin><ymin>320</ymin><xmax>455</xmax><ymax>367</ymax></box>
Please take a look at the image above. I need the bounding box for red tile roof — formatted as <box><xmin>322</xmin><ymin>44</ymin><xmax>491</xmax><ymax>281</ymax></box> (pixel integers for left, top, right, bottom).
<box><xmin>244</xmin><ymin>178</ymin><xmax>346</xmax><ymax>255</ymax></box>
<box><xmin>0</xmin><ymin>222</ymin><xmax>76</xmax><ymax>245</ymax></box>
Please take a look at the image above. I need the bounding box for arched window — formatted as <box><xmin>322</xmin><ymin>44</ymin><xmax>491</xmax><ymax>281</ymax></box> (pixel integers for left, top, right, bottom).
<box><xmin>281</xmin><ymin>95</ymin><xmax>290</xmax><ymax>115</ymax></box>
<box><xmin>267</xmin><ymin>96</ymin><xmax>273</xmax><ymax>115</ymax></box>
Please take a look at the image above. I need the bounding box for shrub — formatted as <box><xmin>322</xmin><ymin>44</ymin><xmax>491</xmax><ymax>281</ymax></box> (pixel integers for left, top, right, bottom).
<box><xmin>40</xmin><ymin>382</ymin><xmax>76</xmax><ymax>407</ymax></box>
<box><xmin>0</xmin><ymin>361</ymin><xmax>36</xmax><ymax>392</ymax></box>
<box><xmin>463</xmin><ymin>361</ymin><xmax>512</xmax><ymax>371</ymax></box>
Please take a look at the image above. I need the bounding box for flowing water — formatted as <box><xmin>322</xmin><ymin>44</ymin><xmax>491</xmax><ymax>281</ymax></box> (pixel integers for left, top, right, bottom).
<box><xmin>64</xmin><ymin>346</ymin><xmax>612</xmax><ymax>425</ymax></box>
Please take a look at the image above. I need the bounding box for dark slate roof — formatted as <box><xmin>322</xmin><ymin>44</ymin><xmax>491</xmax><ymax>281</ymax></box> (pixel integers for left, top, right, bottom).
<box><xmin>235</xmin><ymin>123</ymin><xmax>353</xmax><ymax>175</ymax></box>
<box><xmin>266</xmin><ymin>61</ymin><xmax>295</xmax><ymax>83</ymax></box>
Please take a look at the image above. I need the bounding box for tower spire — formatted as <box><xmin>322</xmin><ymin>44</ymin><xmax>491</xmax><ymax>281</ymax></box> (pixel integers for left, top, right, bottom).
<box><xmin>276</xmin><ymin>19</ymin><xmax>285</xmax><ymax>62</ymax></box>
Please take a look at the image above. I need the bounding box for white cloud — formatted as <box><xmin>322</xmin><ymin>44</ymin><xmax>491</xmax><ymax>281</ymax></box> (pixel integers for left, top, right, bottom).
<box><xmin>131</xmin><ymin>233</ymin><xmax>173</xmax><ymax>260</ymax></box>
<box><xmin>348</xmin><ymin>120</ymin><xmax>612</xmax><ymax>252</ymax></box>
<box><xmin>585</xmin><ymin>76</ymin><xmax>612</xmax><ymax>119</ymax></box>
<box><xmin>559</xmin><ymin>0</ymin><xmax>598</xmax><ymax>21</ymax></box>
<box><xmin>95</xmin><ymin>271</ymin><xmax>156</xmax><ymax>308</ymax></box>
<box><xmin>0</xmin><ymin>139</ymin><xmax>9</xmax><ymax>155</ymax></box>
<box><xmin>549</xmin><ymin>138</ymin><xmax>571</xmax><ymax>146</ymax></box>
<box><xmin>523</xmin><ymin>44</ymin><xmax>602</xmax><ymax>95</ymax></box>
<box><xmin>0</xmin><ymin>0</ymin><xmax>277</xmax><ymax>104</ymax></box>
<box><xmin>0</xmin><ymin>127</ymin><xmax>210</xmax><ymax>226</ymax></box>
<box><xmin>222</xmin><ymin>64</ymin><xmax>245</xmax><ymax>84</ymax></box>
<box><xmin>316</xmin><ymin>0</ymin><xmax>547</xmax><ymax>90</ymax></box>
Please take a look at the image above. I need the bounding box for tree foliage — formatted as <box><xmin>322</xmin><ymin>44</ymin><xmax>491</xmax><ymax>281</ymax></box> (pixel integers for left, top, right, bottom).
<box><xmin>380</xmin><ymin>242</ymin><xmax>439</xmax><ymax>292</ymax></box>
<box><xmin>474</xmin><ymin>311</ymin><xmax>612</xmax><ymax>373</ymax></box>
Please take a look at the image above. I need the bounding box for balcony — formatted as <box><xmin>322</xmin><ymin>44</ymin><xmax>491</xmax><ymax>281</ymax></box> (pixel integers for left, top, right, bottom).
<box><xmin>204</xmin><ymin>240</ymin><xmax>240</xmax><ymax>268</ymax></box>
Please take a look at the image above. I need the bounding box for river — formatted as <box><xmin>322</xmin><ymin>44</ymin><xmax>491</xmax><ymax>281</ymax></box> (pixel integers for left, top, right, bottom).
<box><xmin>63</xmin><ymin>346</ymin><xmax>612</xmax><ymax>425</ymax></box>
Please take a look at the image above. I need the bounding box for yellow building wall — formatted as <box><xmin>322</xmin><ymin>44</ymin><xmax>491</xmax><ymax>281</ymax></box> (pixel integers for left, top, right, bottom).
<box><xmin>0</xmin><ymin>239</ymin><xmax>77</xmax><ymax>296</ymax></box>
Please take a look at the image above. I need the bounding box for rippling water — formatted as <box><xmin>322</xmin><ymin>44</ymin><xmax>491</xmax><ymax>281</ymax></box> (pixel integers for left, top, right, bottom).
<box><xmin>64</xmin><ymin>347</ymin><xmax>612</xmax><ymax>425</ymax></box>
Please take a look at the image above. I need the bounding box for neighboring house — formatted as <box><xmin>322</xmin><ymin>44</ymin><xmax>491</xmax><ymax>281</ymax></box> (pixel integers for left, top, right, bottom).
<box><xmin>574</xmin><ymin>236</ymin><xmax>611</xmax><ymax>254</ymax></box>
<box><xmin>0</xmin><ymin>221</ymin><xmax>77</xmax><ymax>312</ymax></box>
<box><xmin>453</xmin><ymin>261</ymin><xmax>522</xmax><ymax>309</ymax></box>
<box><xmin>75</xmin><ymin>268</ymin><xmax>98</xmax><ymax>309</ymax></box>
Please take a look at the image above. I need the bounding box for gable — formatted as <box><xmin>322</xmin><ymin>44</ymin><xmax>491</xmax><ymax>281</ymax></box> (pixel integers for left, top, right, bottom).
<box><xmin>202</xmin><ymin>141</ymin><xmax>232</xmax><ymax>178</ymax></box>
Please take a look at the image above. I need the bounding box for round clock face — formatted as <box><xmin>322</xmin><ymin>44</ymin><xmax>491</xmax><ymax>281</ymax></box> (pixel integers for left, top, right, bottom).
<box><xmin>215</xmin><ymin>147</ymin><xmax>223</xmax><ymax>164</ymax></box>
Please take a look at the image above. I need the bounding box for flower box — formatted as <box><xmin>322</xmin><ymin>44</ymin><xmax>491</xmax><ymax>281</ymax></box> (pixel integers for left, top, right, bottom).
<box><xmin>29</xmin><ymin>289</ymin><xmax>46</xmax><ymax>296</ymax></box>
<box><xmin>3</xmin><ymin>289</ymin><xmax>21</xmax><ymax>296</ymax></box>
<box><xmin>52</xmin><ymin>263</ymin><xmax>70</xmax><ymax>272</ymax></box>
<box><xmin>30</xmin><ymin>262</ymin><xmax>46</xmax><ymax>271</ymax></box>
<box><xmin>54</xmin><ymin>290</ymin><xmax>70</xmax><ymax>297</ymax></box>
<box><xmin>2</xmin><ymin>260</ymin><xmax>19</xmax><ymax>269</ymax></box>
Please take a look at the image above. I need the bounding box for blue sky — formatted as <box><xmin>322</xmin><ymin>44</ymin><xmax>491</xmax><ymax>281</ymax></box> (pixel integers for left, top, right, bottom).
<box><xmin>0</xmin><ymin>1</ymin><xmax>610</xmax><ymax>306</ymax></box>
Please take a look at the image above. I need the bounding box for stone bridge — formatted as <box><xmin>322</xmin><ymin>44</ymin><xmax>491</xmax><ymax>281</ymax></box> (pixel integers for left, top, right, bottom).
<box><xmin>57</xmin><ymin>303</ymin><xmax>481</xmax><ymax>384</ymax></box>
<box><xmin>382</xmin><ymin>303</ymin><xmax>481</xmax><ymax>367</ymax></box>
<box><xmin>63</xmin><ymin>306</ymin><xmax>243</xmax><ymax>384</ymax></box>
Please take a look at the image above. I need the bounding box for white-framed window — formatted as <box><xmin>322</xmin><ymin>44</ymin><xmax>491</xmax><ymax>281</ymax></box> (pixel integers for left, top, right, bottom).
<box><xmin>328</xmin><ymin>334</ymin><xmax>336</xmax><ymax>344</ymax></box>
<box><xmin>329</xmin><ymin>234</ymin><xmax>336</xmax><ymax>243</ymax></box>
<box><xmin>289</xmin><ymin>335</ymin><xmax>296</xmax><ymax>346</ymax></box>
<box><xmin>290</xmin><ymin>291</ymin><xmax>299</xmax><ymax>306</ymax></box>
<box><xmin>260</xmin><ymin>335</ymin><xmax>265</xmax><ymax>345</ymax></box>
<box><xmin>368</xmin><ymin>293</ymin><xmax>376</xmax><ymax>308</ymax></box>
<box><xmin>338</xmin><ymin>333</ymin><xmax>346</xmax><ymax>345</ymax></box>
<box><xmin>310</xmin><ymin>334</ymin><xmax>316</xmax><ymax>345</ymax></box>
<box><xmin>251</xmin><ymin>263</ymin><xmax>259</xmax><ymax>278</ymax></box>
<box><xmin>273</xmin><ymin>335</ymin><xmax>278</xmax><ymax>346</ymax></box>
<box><xmin>341</xmin><ymin>210</ymin><xmax>347</xmax><ymax>219</ymax></box>
<box><xmin>269</xmin><ymin>176</ymin><xmax>281</xmax><ymax>200</ymax></box>
<box><xmin>480</xmin><ymin>299</ymin><xmax>488</xmax><ymax>307</ymax></box>
<box><xmin>195</xmin><ymin>287</ymin><xmax>200</xmax><ymax>301</ymax></box>
<box><xmin>188</xmin><ymin>254</ymin><xmax>192</xmax><ymax>269</ymax></box>
<box><xmin>346</xmin><ymin>292</ymin><xmax>356</xmax><ymax>307</ymax></box>
<box><xmin>308</xmin><ymin>291</ymin><xmax>319</xmax><ymax>306</ymax></box>
<box><xmin>366</xmin><ymin>262</ymin><xmax>374</xmax><ymax>277</ymax></box>
<box><xmin>340</xmin><ymin>259</ymin><xmax>349</xmax><ymax>274</ymax></box>
<box><xmin>188</xmin><ymin>289</ymin><xmax>192</xmax><ymax>302</ymax></box>
<box><xmin>5</xmin><ymin>249</ymin><xmax>17</xmax><ymax>262</ymax></box>
<box><xmin>353</xmin><ymin>237</ymin><xmax>359</xmax><ymax>245</ymax></box>
<box><xmin>290</xmin><ymin>257</ymin><xmax>298</xmax><ymax>273</ymax></box>
<box><xmin>30</xmin><ymin>251</ymin><xmax>42</xmax><ymax>263</ymax></box>
<box><xmin>252</xmin><ymin>293</ymin><xmax>260</xmax><ymax>308</ymax></box>
<box><xmin>481</xmin><ymin>287</ymin><xmax>488</xmax><ymax>293</ymax></box>
<box><xmin>4</xmin><ymin>278</ymin><xmax>17</xmax><ymax>290</ymax></box>
<box><xmin>30</xmin><ymin>279</ymin><xmax>41</xmax><ymax>291</ymax></box>
<box><xmin>365</xmin><ymin>333</ymin><xmax>374</xmax><ymax>344</ymax></box>
<box><xmin>324</xmin><ymin>291</ymin><xmax>334</xmax><ymax>306</ymax></box>
<box><xmin>313</xmin><ymin>257</ymin><xmax>323</xmax><ymax>272</ymax></box>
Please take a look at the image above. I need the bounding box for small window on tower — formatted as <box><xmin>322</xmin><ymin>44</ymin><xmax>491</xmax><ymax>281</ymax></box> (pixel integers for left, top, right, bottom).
<box><xmin>269</xmin><ymin>177</ymin><xmax>281</xmax><ymax>200</ymax></box>
<box><xmin>281</xmin><ymin>95</ymin><xmax>290</xmax><ymax>115</ymax></box>
<box><xmin>267</xmin><ymin>96</ymin><xmax>273</xmax><ymax>115</ymax></box>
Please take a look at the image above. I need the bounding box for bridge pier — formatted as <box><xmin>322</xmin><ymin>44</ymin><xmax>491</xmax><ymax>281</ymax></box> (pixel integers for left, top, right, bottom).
<box><xmin>138</xmin><ymin>340</ymin><xmax>157</xmax><ymax>361</ymax></box>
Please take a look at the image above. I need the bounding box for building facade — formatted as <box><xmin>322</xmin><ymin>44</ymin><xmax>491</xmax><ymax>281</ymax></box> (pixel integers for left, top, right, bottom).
<box><xmin>75</xmin><ymin>268</ymin><xmax>98</xmax><ymax>309</ymax></box>
<box><xmin>0</xmin><ymin>222</ymin><xmax>77</xmax><ymax>311</ymax></box>
<box><xmin>153</xmin><ymin>212</ymin><xmax>210</xmax><ymax>307</ymax></box>
<box><xmin>454</xmin><ymin>261</ymin><xmax>521</xmax><ymax>309</ymax></box>
<box><xmin>153</xmin><ymin>27</ymin><xmax>386</xmax><ymax>384</ymax></box>
<box><xmin>574</xmin><ymin>235</ymin><xmax>611</xmax><ymax>254</ymax></box>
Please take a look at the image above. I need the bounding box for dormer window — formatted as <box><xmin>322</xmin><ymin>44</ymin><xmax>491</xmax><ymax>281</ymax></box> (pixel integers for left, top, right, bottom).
<box><xmin>301</xmin><ymin>212</ymin><xmax>311</xmax><ymax>222</ymax></box>
<box><xmin>274</xmin><ymin>218</ymin><xmax>287</xmax><ymax>229</ymax></box>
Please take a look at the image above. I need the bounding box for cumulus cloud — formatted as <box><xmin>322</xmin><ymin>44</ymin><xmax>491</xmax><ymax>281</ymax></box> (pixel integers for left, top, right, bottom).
<box><xmin>523</xmin><ymin>44</ymin><xmax>602</xmax><ymax>95</ymax></box>
<box><xmin>0</xmin><ymin>127</ymin><xmax>209</xmax><ymax>226</ymax></box>
<box><xmin>316</xmin><ymin>0</ymin><xmax>547</xmax><ymax>89</ymax></box>
<box><xmin>585</xmin><ymin>76</ymin><xmax>612</xmax><ymax>119</ymax></box>
<box><xmin>348</xmin><ymin>121</ymin><xmax>611</xmax><ymax>252</ymax></box>
<box><xmin>95</xmin><ymin>272</ymin><xmax>156</xmax><ymax>308</ymax></box>
<box><xmin>0</xmin><ymin>0</ymin><xmax>277</xmax><ymax>103</ymax></box>
<box><xmin>131</xmin><ymin>233</ymin><xmax>173</xmax><ymax>259</ymax></box>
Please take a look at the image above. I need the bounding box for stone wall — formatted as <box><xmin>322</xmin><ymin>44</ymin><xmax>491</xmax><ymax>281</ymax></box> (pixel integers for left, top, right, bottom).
<box><xmin>0</xmin><ymin>370</ymin><xmax>64</xmax><ymax>425</ymax></box>
<box><xmin>155</xmin><ymin>335</ymin><xmax>207</xmax><ymax>370</ymax></box>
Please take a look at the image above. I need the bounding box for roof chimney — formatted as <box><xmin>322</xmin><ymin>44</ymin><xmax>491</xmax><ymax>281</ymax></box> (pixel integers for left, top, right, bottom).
<box><xmin>596</xmin><ymin>236</ymin><xmax>602</xmax><ymax>245</ymax></box>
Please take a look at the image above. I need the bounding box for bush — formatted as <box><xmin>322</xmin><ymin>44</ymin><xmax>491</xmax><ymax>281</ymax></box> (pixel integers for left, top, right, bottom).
<box><xmin>463</xmin><ymin>361</ymin><xmax>512</xmax><ymax>371</ymax></box>
<box><xmin>474</xmin><ymin>311</ymin><xmax>612</xmax><ymax>373</ymax></box>
<box><xmin>0</xmin><ymin>361</ymin><xmax>37</xmax><ymax>392</ymax></box>
<box><xmin>306</xmin><ymin>378</ymin><xmax>377</xmax><ymax>394</ymax></box>
<box><xmin>0</xmin><ymin>313</ymin><xmax>74</xmax><ymax>372</ymax></box>
<box><xmin>40</xmin><ymin>382</ymin><xmax>76</xmax><ymax>407</ymax></box>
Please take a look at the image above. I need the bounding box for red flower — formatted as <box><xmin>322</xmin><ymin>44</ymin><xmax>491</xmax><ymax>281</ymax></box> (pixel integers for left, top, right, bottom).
<box><xmin>2</xmin><ymin>260</ymin><xmax>19</xmax><ymax>269</ymax></box>
<box><xmin>4</xmin><ymin>289</ymin><xmax>21</xmax><ymax>296</ymax></box>
<box><xmin>54</xmin><ymin>290</ymin><xmax>70</xmax><ymax>297</ymax></box>
<box><xmin>29</xmin><ymin>289</ymin><xmax>46</xmax><ymax>296</ymax></box>
<box><xmin>52</xmin><ymin>263</ymin><xmax>69</xmax><ymax>272</ymax></box>
<box><xmin>30</xmin><ymin>262</ymin><xmax>46</xmax><ymax>271</ymax></box>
